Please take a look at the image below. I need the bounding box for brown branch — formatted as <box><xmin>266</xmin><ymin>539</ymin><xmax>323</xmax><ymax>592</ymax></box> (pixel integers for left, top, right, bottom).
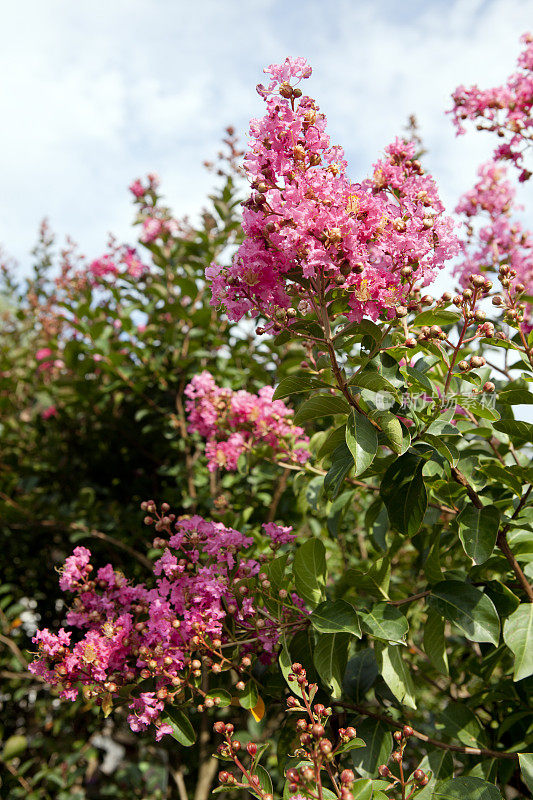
<box><xmin>450</xmin><ymin>467</ymin><xmax>483</xmax><ymax>509</ymax></box>
<box><xmin>267</xmin><ymin>468</ymin><xmax>289</xmax><ymax>523</ymax></box>
<box><xmin>4</xmin><ymin>761</ymin><xmax>33</xmax><ymax>793</ymax></box>
<box><xmin>388</xmin><ymin>591</ymin><xmax>431</xmax><ymax>607</ymax></box>
<box><xmin>497</xmin><ymin>485</ymin><xmax>533</xmax><ymax>602</ymax></box>
<box><xmin>0</xmin><ymin>633</ymin><xmax>29</xmax><ymax>669</ymax></box>
<box><xmin>334</xmin><ymin>701</ymin><xmax>519</xmax><ymax>761</ymax></box>
<box><xmin>171</xmin><ymin>768</ymin><xmax>189</xmax><ymax>800</ymax></box>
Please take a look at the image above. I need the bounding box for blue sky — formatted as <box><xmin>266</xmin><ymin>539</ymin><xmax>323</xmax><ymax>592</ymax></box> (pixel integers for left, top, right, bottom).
<box><xmin>1</xmin><ymin>0</ymin><xmax>532</xmax><ymax>279</ymax></box>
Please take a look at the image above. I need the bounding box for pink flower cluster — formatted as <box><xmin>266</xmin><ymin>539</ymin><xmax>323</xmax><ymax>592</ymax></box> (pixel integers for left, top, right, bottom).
<box><xmin>88</xmin><ymin>247</ymin><xmax>148</xmax><ymax>282</ymax></box>
<box><xmin>454</xmin><ymin>161</ymin><xmax>533</xmax><ymax>301</ymax></box>
<box><xmin>129</xmin><ymin>173</ymin><xmax>188</xmax><ymax>244</ymax></box>
<box><xmin>207</xmin><ymin>57</ymin><xmax>457</xmax><ymax>325</ymax></box>
<box><xmin>29</xmin><ymin>510</ymin><xmax>306</xmax><ymax>740</ymax></box>
<box><xmin>450</xmin><ymin>33</ymin><xmax>533</xmax><ymax>182</ymax></box>
<box><xmin>36</xmin><ymin>347</ymin><xmax>64</xmax><ymax>373</ymax></box>
<box><xmin>184</xmin><ymin>371</ymin><xmax>310</xmax><ymax>471</ymax></box>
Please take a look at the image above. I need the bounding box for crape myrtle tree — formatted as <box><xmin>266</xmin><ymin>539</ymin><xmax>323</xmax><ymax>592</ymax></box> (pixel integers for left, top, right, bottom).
<box><xmin>2</xmin><ymin>32</ymin><xmax>533</xmax><ymax>800</ymax></box>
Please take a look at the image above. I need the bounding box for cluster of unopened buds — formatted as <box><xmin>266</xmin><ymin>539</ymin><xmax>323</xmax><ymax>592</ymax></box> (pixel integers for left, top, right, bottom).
<box><xmin>401</xmin><ymin>275</ymin><xmax>499</xmax><ymax>350</ymax></box>
<box><xmin>492</xmin><ymin>264</ymin><xmax>531</xmax><ymax>327</ymax></box>
<box><xmin>285</xmin><ymin>663</ymin><xmax>360</xmax><ymax>800</ymax></box>
<box><xmin>215</xmin><ymin>722</ymin><xmax>273</xmax><ymax>800</ymax></box>
<box><xmin>377</xmin><ymin>726</ymin><xmax>429</xmax><ymax>798</ymax></box>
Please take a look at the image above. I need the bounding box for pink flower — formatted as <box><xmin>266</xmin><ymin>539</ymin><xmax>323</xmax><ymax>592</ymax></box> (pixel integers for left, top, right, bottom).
<box><xmin>129</xmin><ymin>179</ymin><xmax>145</xmax><ymax>198</ymax></box>
<box><xmin>29</xmin><ymin>513</ymin><xmax>307</xmax><ymax>740</ymax></box>
<box><xmin>449</xmin><ymin>33</ymin><xmax>533</xmax><ymax>179</ymax></box>
<box><xmin>41</xmin><ymin>405</ymin><xmax>58</xmax><ymax>420</ymax></box>
<box><xmin>185</xmin><ymin>372</ymin><xmax>310</xmax><ymax>471</ymax></box>
<box><xmin>140</xmin><ymin>217</ymin><xmax>163</xmax><ymax>243</ymax></box>
<box><xmin>207</xmin><ymin>59</ymin><xmax>457</xmax><ymax>326</ymax></box>
<box><xmin>36</xmin><ymin>347</ymin><xmax>53</xmax><ymax>361</ymax></box>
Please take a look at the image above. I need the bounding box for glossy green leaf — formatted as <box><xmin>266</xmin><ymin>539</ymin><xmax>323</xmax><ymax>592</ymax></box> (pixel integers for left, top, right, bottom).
<box><xmin>433</xmin><ymin>777</ymin><xmax>502</xmax><ymax>799</ymax></box>
<box><xmin>163</xmin><ymin>707</ymin><xmax>196</xmax><ymax>746</ymax></box>
<box><xmin>428</xmin><ymin>581</ymin><xmax>500</xmax><ymax>646</ymax></box>
<box><xmin>494</xmin><ymin>419</ymin><xmax>533</xmax><ymax>442</ymax></box>
<box><xmin>346</xmin><ymin>410</ymin><xmax>378</xmax><ymax>476</ymax></box>
<box><xmin>311</xmin><ymin>599</ymin><xmax>361</xmax><ymax>637</ymax></box>
<box><xmin>423</xmin><ymin>608</ymin><xmax>449</xmax><ymax>675</ymax></box>
<box><xmin>324</xmin><ymin>442</ymin><xmax>354</xmax><ymax>498</ymax></box>
<box><xmin>351</xmin><ymin>718</ymin><xmax>392</xmax><ymax>779</ymax></box>
<box><xmin>313</xmin><ymin>632</ymin><xmax>350</xmax><ymax>698</ymax></box>
<box><xmin>381</xmin><ymin>452</ymin><xmax>427</xmax><ymax>536</ymax></box>
<box><xmin>359</xmin><ymin>603</ymin><xmax>408</xmax><ymax>643</ymax></box>
<box><xmin>238</xmin><ymin>680</ymin><xmax>259</xmax><ymax>709</ymax></box>
<box><xmin>294</xmin><ymin>394</ymin><xmax>350</xmax><ymax>424</ymax></box>
<box><xmin>273</xmin><ymin>375</ymin><xmax>328</xmax><ymax>400</ymax></box>
<box><xmin>293</xmin><ymin>538</ymin><xmax>326</xmax><ymax>608</ymax></box>
<box><xmin>518</xmin><ymin>753</ymin><xmax>533</xmax><ymax>794</ymax></box>
<box><xmin>375</xmin><ymin>643</ymin><xmax>417</xmax><ymax>708</ymax></box>
<box><xmin>503</xmin><ymin>603</ymin><xmax>533</xmax><ymax>681</ymax></box>
<box><xmin>458</xmin><ymin>505</ymin><xmax>500</xmax><ymax>565</ymax></box>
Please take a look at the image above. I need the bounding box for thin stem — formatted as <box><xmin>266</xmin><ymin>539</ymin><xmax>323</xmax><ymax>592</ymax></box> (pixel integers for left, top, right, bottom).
<box><xmin>497</xmin><ymin>485</ymin><xmax>533</xmax><ymax>602</ymax></box>
<box><xmin>388</xmin><ymin>591</ymin><xmax>430</xmax><ymax>607</ymax></box>
<box><xmin>333</xmin><ymin>701</ymin><xmax>519</xmax><ymax>760</ymax></box>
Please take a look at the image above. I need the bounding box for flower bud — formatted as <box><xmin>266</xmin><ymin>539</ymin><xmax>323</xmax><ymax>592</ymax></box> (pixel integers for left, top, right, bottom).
<box><xmin>340</xmin><ymin>769</ymin><xmax>355</xmax><ymax>785</ymax></box>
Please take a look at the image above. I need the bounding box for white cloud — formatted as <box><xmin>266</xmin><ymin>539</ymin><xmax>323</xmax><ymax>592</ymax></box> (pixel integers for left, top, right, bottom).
<box><xmin>0</xmin><ymin>0</ymin><xmax>532</xmax><ymax>278</ymax></box>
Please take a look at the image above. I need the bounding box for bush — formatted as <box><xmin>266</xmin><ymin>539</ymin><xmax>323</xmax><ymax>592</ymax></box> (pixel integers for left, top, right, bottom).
<box><xmin>1</xmin><ymin>36</ymin><xmax>532</xmax><ymax>800</ymax></box>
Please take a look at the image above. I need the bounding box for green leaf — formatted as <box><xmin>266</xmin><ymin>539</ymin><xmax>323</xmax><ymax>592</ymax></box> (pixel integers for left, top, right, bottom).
<box><xmin>252</xmin><ymin>765</ymin><xmax>273</xmax><ymax>798</ymax></box>
<box><xmin>503</xmin><ymin>603</ymin><xmax>533</xmax><ymax>681</ymax></box>
<box><xmin>1</xmin><ymin>734</ymin><xmax>27</xmax><ymax>761</ymax></box>
<box><xmin>206</xmin><ymin>689</ymin><xmax>232</xmax><ymax>708</ymax></box>
<box><xmin>313</xmin><ymin>632</ymin><xmax>350</xmax><ymax>698</ymax></box>
<box><xmin>375</xmin><ymin>643</ymin><xmax>417</xmax><ymax>708</ymax></box>
<box><xmin>518</xmin><ymin>753</ymin><xmax>533</xmax><ymax>794</ymax></box>
<box><xmin>311</xmin><ymin>599</ymin><xmax>361</xmax><ymax>637</ymax></box>
<box><xmin>317</xmin><ymin>425</ymin><xmax>347</xmax><ymax>459</ymax></box>
<box><xmin>497</xmin><ymin>388</ymin><xmax>533</xmax><ymax>405</ymax></box>
<box><xmin>413</xmin><ymin>309</ymin><xmax>462</xmax><ymax>327</ymax></box>
<box><xmin>163</xmin><ymin>707</ymin><xmax>196</xmax><ymax>746</ymax></box>
<box><xmin>428</xmin><ymin>581</ymin><xmax>500</xmax><ymax>646</ymax></box>
<box><xmin>348</xmin><ymin>370</ymin><xmax>399</xmax><ymax>396</ymax></box>
<box><xmin>372</xmin><ymin>410</ymin><xmax>404</xmax><ymax>454</ymax></box>
<box><xmin>266</xmin><ymin>553</ymin><xmax>289</xmax><ymax>590</ymax></box>
<box><xmin>437</xmin><ymin>702</ymin><xmax>486</xmax><ymax>748</ymax></box>
<box><xmin>279</xmin><ymin>639</ymin><xmax>303</xmax><ymax>699</ymax></box>
<box><xmin>359</xmin><ymin>603</ymin><xmax>408</xmax><ymax>643</ymax></box>
<box><xmin>324</xmin><ymin>442</ymin><xmax>354</xmax><ymax>498</ymax></box>
<box><xmin>346</xmin><ymin>410</ymin><xmax>378</xmax><ymax>476</ymax></box>
<box><xmin>380</xmin><ymin>452</ymin><xmax>427</xmax><ymax>536</ymax></box>
<box><xmin>433</xmin><ymin>777</ymin><xmax>502</xmax><ymax>799</ymax></box>
<box><xmin>293</xmin><ymin>538</ymin><xmax>326</xmax><ymax>608</ymax></box>
<box><xmin>294</xmin><ymin>394</ymin><xmax>350</xmax><ymax>424</ymax></box>
<box><xmin>273</xmin><ymin>375</ymin><xmax>327</xmax><ymax>400</ymax></box>
<box><xmin>238</xmin><ymin>680</ymin><xmax>259</xmax><ymax>709</ymax></box>
<box><xmin>494</xmin><ymin>419</ymin><xmax>533</xmax><ymax>442</ymax></box>
<box><xmin>423</xmin><ymin>609</ymin><xmax>449</xmax><ymax>675</ymax></box>
<box><xmin>351</xmin><ymin>719</ymin><xmax>392</xmax><ymax>779</ymax></box>
<box><xmin>351</xmin><ymin>778</ymin><xmax>373</xmax><ymax>800</ymax></box>
<box><xmin>458</xmin><ymin>505</ymin><xmax>500</xmax><ymax>565</ymax></box>
<box><xmin>343</xmin><ymin>649</ymin><xmax>379</xmax><ymax>703</ymax></box>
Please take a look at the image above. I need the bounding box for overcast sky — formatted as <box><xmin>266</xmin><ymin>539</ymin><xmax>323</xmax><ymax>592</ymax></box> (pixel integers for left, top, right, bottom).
<box><xmin>1</xmin><ymin>0</ymin><xmax>532</xmax><ymax>280</ymax></box>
